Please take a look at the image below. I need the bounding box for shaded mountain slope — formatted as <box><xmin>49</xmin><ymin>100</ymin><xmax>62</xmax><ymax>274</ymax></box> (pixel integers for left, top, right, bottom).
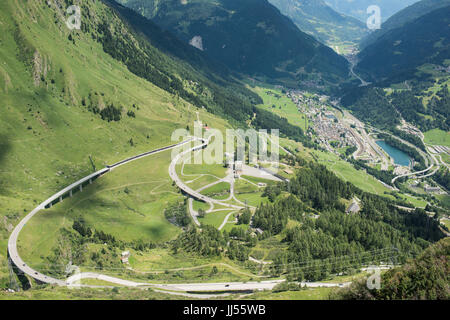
<box><xmin>118</xmin><ymin>0</ymin><xmax>350</xmax><ymax>88</ymax></box>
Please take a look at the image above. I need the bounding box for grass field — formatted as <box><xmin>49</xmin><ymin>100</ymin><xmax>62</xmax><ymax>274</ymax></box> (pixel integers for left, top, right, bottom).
<box><xmin>199</xmin><ymin>210</ymin><xmax>235</xmax><ymax>229</ymax></box>
<box><xmin>201</xmin><ymin>182</ymin><xmax>231</xmax><ymax>200</ymax></box>
<box><xmin>440</xmin><ymin>153</ymin><xmax>450</xmax><ymax>164</ymax></box>
<box><xmin>0</xmin><ymin>0</ymin><xmax>238</xmax><ymax>288</ymax></box>
<box><xmin>192</xmin><ymin>199</ymin><xmax>210</xmax><ymax>212</ymax></box>
<box><xmin>233</xmin><ymin>175</ymin><xmax>273</xmax><ymax>207</ymax></box>
<box><xmin>221</xmin><ymin>222</ymin><xmax>249</xmax><ymax>233</ymax></box>
<box><xmin>244</xmin><ymin>287</ymin><xmax>334</xmax><ymax>300</ymax></box>
<box><xmin>441</xmin><ymin>219</ymin><xmax>450</xmax><ymax>230</ymax></box>
<box><xmin>240</xmin><ymin>175</ymin><xmax>277</xmax><ymax>186</ymax></box>
<box><xmin>234</xmin><ymin>178</ymin><xmax>260</xmax><ymax>194</ymax></box>
<box><xmin>398</xmin><ymin>194</ymin><xmax>428</xmax><ymax>208</ymax></box>
<box><xmin>313</xmin><ymin>150</ymin><xmax>393</xmax><ymax>197</ymax></box>
<box><xmin>424</xmin><ymin>129</ymin><xmax>450</xmax><ymax>148</ymax></box>
<box><xmin>17</xmin><ymin>149</ymin><xmax>184</xmax><ymax>268</ymax></box>
<box><xmin>250</xmin><ymin>234</ymin><xmax>288</xmax><ymax>261</ymax></box>
<box><xmin>187</xmin><ymin>175</ymin><xmax>220</xmax><ymax>191</ymax></box>
<box><xmin>436</xmin><ymin>194</ymin><xmax>450</xmax><ymax>210</ymax></box>
<box><xmin>0</xmin><ymin>286</ymin><xmax>191</xmax><ymax>300</ymax></box>
<box><xmin>252</xmin><ymin>87</ymin><xmax>308</xmax><ymax>132</ymax></box>
<box><xmin>182</xmin><ymin>162</ymin><xmax>228</xmax><ymax>178</ymax></box>
<box><xmin>235</xmin><ymin>191</ymin><xmax>270</xmax><ymax>207</ymax></box>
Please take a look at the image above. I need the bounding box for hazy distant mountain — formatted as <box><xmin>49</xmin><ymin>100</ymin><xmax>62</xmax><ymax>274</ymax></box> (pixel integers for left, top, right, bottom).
<box><xmin>325</xmin><ymin>0</ymin><xmax>419</xmax><ymax>22</ymax></box>
<box><xmin>356</xmin><ymin>5</ymin><xmax>450</xmax><ymax>81</ymax></box>
<box><xmin>361</xmin><ymin>0</ymin><xmax>450</xmax><ymax>49</ymax></box>
<box><xmin>117</xmin><ymin>0</ymin><xmax>350</xmax><ymax>88</ymax></box>
<box><xmin>268</xmin><ymin>0</ymin><xmax>368</xmax><ymax>46</ymax></box>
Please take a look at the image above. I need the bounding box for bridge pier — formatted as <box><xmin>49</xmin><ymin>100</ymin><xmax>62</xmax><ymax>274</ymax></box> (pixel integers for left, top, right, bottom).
<box><xmin>79</xmin><ymin>184</ymin><xmax>83</xmax><ymax>192</ymax></box>
<box><xmin>69</xmin><ymin>190</ymin><xmax>73</xmax><ymax>197</ymax></box>
<box><xmin>89</xmin><ymin>178</ymin><xmax>92</xmax><ymax>184</ymax></box>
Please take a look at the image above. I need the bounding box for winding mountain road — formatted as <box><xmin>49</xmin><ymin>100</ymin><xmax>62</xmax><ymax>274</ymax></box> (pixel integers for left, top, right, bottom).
<box><xmin>65</xmin><ymin>273</ymin><xmax>349</xmax><ymax>292</ymax></box>
<box><xmin>7</xmin><ymin>134</ymin><xmax>357</xmax><ymax>296</ymax></box>
<box><xmin>8</xmin><ymin>138</ymin><xmax>195</xmax><ymax>286</ymax></box>
<box><xmin>168</xmin><ymin>136</ymin><xmax>244</xmax><ymax>211</ymax></box>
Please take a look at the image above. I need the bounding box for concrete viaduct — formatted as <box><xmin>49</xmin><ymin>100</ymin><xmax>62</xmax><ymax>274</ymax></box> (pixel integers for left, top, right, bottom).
<box><xmin>7</xmin><ymin>138</ymin><xmax>194</xmax><ymax>286</ymax></box>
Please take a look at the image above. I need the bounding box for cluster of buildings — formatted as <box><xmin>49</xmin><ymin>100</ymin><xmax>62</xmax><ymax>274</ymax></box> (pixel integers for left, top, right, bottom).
<box><xmin>286</xmin><ymin>90</ymin><xmax>328</xmax><ymax>115</ymax></box>
<box><xmin>433</xmin><ymin>64</ymin><xmax>450</xmax><ymax>73</ymax></box>
<box><xmin>399</xmin><ymin>123</ymin><xmax>422</xmax><ymax>138</ymax></box>
<box><xmin>313</xmin><ymin>113</ymin><xmax>358</xmax><ymax>151</ymax></box>
<box><xmin>424</xmin><ymin>184</ymin><xmax>443</xmax><ymax>194</ymax></box>
<box><xmin>346</xmin><ymin>200</ymin><xmax>361</xmax><ymax>214</ymax></box>
<box><xmin>409</xmin><ymin>180</ymin><xmax>446</xmax><ymax>195</ymax></box>
<box><xmin>121</xmin><ymin>251</ymin><xmax>130</xmax><ymax>264</ymax></box>
<box><xmin>286</xmin><ymin>90</ymin><xmax>359</xmax><ymax>154</ymax></box>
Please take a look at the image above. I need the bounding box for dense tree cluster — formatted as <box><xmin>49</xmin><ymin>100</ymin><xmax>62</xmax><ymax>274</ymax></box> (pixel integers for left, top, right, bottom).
<box><xmin>237</xmin><ymin>208</ymin><xmax>252</xmax><ymax>225</ymax></box>
<box><xmin>164</xmin><ymin>202</ymin><xmax>191</xmax><ymax>227</ymax></box>
<box><xmin>390</xmin><ymin>128</ymin><xmax>426</xmax><ymax>151</ymax></box>
<box><xmin>333</xmin><ymin>238</ymin><xmax>450</xmax><ymax>300</ymax></box>
<box><xmin>172</xmin><ymin>225</ymin><xmax>225</xmax><ymax>257</ymax></box>
<box><xmin>288</xmin><ymin>162</ymin><xmax>353</xmax><ymax>210</ymax></box>
<box><xmin>434</xmin><ymin>167</ymin><xmax>450</xmax><ymax>191</ymax></box>
<box><xmin>127</xmin><ymin>110</ymin><xmax>136</xmax><ymax>118</ymax></box>
<box><xmin>345</xmin><ymin>145</ymin><xmax>358</xmax><ymax>157</ymax></box>
<box><xmin>341</xmin><ymin>85</ymin><xmax>449</xmax><ymax>132</ymax></box>
<box><xmin>341</xmin><ymin>87</ymin><xmax>399</xmax><ymax>129</ymax></box>
<box><xmin>253</xmin><ymin>196</ymin><xmax>305</xmax><ymax>234</ymax></box>
<box><xmin>390</xmin><ymin>89</ymin><xmax>449</xmax><ymax>132</ymax></box>
<box><xmin>428</xmin><ymin>85</ymin><xmax>450</xmax><ymax>131</ymax></box>
<box><xmin>72</xmin><ymin>217</ymin><xmax>92</xmax><ymax>238</ymax></box>
<box><xmin>252</xmin><ymin>157</ymin><xmax>445</xmax><ymax>281</ymax></box>
<box><xmin>261</xmin><ymin>184</ymin><xmax>282</xmax><ymax>203</ymax></box>
<box><xmin>171</xmin><ymin>225</ymin><xmax>251</xmax><ymax>262</ymax></box>
<box><xmin>99</xmin><ymin>104</ymin><xmax>122</xmax><ymax>122</ymax></box>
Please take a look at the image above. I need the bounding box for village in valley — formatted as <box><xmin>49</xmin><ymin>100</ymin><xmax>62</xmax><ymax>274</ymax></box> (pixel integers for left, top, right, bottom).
<box><xmin>263</xmin><ymin>87</ymin><xmax>448</xmax><ymax>200</ymax></box>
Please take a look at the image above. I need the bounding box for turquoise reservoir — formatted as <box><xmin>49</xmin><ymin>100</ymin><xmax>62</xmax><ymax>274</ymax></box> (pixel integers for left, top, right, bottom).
<box><xmin>376</xmin><ymin>140</ymin><xmax>412</xmax><ymax>167</ymax></box>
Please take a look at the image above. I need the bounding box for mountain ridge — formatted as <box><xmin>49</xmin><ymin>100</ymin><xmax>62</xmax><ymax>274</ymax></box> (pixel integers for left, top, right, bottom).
<box><xmin>361</xmin><ymin>0</ymin><xmax>450</xmax><ymax>49</ymax></box>
<box><xmin>117</xmin><ymin>0</ymin><xmax>350</xmax><ymax>90</ymax></box>
<box><xmin>268</xmin><ymin>0</ymin><xmax>368</xmax><ymax>47</ymax></box>
<box><xmin>356</xmin><ymin>5</ymin><xmax>450</xmax><ymax>82</ymax></box>
<box><xmin>325</xmin><ymin>0</ymin><xmax>419</xmax><ymax>22</ymax></box>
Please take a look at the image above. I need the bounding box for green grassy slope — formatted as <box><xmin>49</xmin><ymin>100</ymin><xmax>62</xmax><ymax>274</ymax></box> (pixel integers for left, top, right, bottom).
<box><xmin>424</xmin><ymin>129</ymin><xmax>450</xmax><ymax>148</ymax></box>
<box><xmin>332</xmin><ymin>237</ymin><xmax>450</xmax><ymax>300</ymax></box>
<box><xmin>0</xmin><ymin>0</ymin><xmax>231</xmax><ymax>288</ymax></box>
<box><xmin>252</xmin><ymin>86</ymin><xmax>308</xmax><ymax>132</ymax></box>
<box><xmin>17</xmin><ymin>150</ymin><xmax>182</xmax><ymax>268</ymax></box>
